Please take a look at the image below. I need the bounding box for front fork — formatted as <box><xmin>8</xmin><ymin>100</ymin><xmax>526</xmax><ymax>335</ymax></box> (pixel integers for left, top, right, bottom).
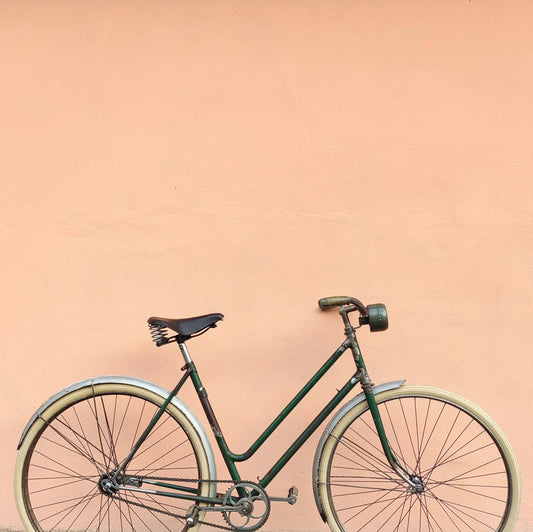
<box><xmin>362</xmin><ymin>381</ymin><xmax>424</xmax><ymax>493</ymax></box>
<box><xmin>345</xmin><ymin>315</ymin><xmax>424</xmax><ymax>493</ymax></box>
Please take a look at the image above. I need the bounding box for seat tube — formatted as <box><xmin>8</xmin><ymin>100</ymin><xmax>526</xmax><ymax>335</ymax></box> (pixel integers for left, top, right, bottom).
<box><xmin>178</xmin><ymin>343</ymin><xmax>223</xmax><ymax>443</ymax></box>
<box><xmin>184</xmin><ymin>353</ymin><xmax>242</xmax><ymax>483</ymax></box>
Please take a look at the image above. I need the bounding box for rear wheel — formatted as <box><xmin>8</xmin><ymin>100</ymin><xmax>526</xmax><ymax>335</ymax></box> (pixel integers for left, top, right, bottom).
<box><xmin>15</xmin><ymin>382</ymin><xmax>212</xmax><ymax>531</ymax></box>
<box><xmin>317</xmin><ymin>385</ymin><xmax>521</xmax><ymax>531</ymax></box>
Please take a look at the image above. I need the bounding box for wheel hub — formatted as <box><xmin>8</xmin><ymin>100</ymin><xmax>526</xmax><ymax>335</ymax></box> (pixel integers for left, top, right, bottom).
<box><xmin>98</xmin><ymin>474</ymin><xmax>119</xmax><ymax>496</ymax></box>
<box><xmin>409</xmin><ymin>474</ymin><xmax>425</xmax><ymax>494</ymax></box>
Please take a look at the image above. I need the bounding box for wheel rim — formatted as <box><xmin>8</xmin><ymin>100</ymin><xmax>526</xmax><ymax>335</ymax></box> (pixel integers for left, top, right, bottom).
<box><xmin>325</xmin><ymin>391</ymin><xmax>514</xmax><ymax>531</ymax></box>
<box><xmin>18</xmin><ymin>385</ymin><xmax>208</xmax><ymax>532</ymax></box>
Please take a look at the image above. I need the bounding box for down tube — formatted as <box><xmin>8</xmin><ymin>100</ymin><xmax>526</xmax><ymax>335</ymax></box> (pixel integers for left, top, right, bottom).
<box><xmin>259</xmin><ymin>371</ymin><xmax>362</xmax><ymax>489</ymax></box>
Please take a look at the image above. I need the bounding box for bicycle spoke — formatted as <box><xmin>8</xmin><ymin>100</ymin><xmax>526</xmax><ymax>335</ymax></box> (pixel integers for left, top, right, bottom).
<box><xmin>100</xmin><ymin>395</ymin><xmax>120</xmax><ymax>468</ymax></box>
<box><xmin>38</xmin><ymin>416</ymin><xmax>111</xmax><ymax>473</ymax></box>
<box><xmin>29</xmin><ymin>474</ymin><xmax>98</xmax><ymax>495</ymax></box>
<box><xmin>130</xmin><ymin>428</ymin><xmax>187</xmax><ymax>469</ymax></box>
<box><xmin>40</xmin><ymin>487</ymin><xmax>100</xmax><ymax>527</ymax></box>
<box><xmin>31</xmin><ymin>452</ymin><xmax>99</xmax><ymax>488</ymax></box>
<box><xmin>89</xmin><ymin>389</ymin><xmax>114</xmax><ymax>472</ymax></box>
<box><xmin>339</xmin><ymin>484</ymin><xmax>407</xmax><ymax>526</ymax></box>
<box><xmin>332</xmin><ymin>433</ymin><xmax>401</xmax><ymax>483</ymax></box>
<box><xmin>39</xmin><ymin>433</ymin><xmax>107</xmax><ymax>472</ymax></box>
<box><xmin>123</xmin><ymin>492</ymin><xmax>176</xmax><ymax>532</ymax></box>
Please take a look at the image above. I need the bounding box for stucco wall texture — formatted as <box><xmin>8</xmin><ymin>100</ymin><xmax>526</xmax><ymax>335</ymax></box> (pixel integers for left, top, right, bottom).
<box><xmin>1</xmin><ymin>2</ymin><xmax>532</xmax><ymax>530</ymax></box>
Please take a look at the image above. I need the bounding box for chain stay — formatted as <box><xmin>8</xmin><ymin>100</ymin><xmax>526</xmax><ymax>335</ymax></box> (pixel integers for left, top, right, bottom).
<box><xmin>112</xmin><ymin>477</ymin><xmax>262</xmax><ymax>532</ymax></box>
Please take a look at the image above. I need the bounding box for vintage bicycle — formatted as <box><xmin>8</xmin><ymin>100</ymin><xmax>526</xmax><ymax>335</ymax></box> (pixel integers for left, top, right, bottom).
<box><xmin>15</xmin><ymin>296</ymin><xmax>521</xmax><ymax>531</ymax></box>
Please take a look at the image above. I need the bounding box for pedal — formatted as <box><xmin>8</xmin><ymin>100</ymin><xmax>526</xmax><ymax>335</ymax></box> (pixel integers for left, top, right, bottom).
<box><xmin>269</xmin><ymin>485</ymin><xmax>298</xmax><ymax>505</ymax></box>
<box><xmin>288</xmin><ymin>486</ymin><xmax>298</xmax><ymax>505</ymax></box>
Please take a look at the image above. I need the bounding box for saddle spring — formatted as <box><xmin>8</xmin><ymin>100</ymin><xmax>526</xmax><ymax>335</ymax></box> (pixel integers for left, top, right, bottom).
<box><xmin>148</xmin><ymin>323</ymin><xmax>170</xmax><ymax>346</ymax></box>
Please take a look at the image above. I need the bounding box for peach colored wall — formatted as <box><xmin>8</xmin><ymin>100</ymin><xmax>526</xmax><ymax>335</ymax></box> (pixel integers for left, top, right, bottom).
<box><xmin>1</xmin><ymin>1</ymin><xmax>532</xmax><ymax>530</ymax></box>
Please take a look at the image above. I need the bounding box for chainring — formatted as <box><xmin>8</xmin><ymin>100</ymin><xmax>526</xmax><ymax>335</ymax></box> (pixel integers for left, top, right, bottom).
<box><xmin>221</xmin><ymin>481</ymin><xmax>271</xmax><ymax>532</ymax></box>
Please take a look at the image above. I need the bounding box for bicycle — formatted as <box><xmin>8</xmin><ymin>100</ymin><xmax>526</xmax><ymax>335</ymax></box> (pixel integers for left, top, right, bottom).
<box><xmin>14</xmin><ymin>296</ymin><xmax>521</xmax><ymax>531</ymax></box>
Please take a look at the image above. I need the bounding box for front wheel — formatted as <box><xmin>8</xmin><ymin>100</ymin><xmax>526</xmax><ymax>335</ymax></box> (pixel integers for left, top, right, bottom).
<box><xmin>15</xmin><ymin>382</ymin><xmax>213</xmax><ymax>531</ymax></box>
<box><xmin>316</xmin><ymin>385</ymin><xmax>521</xmax><ymax>531</ymax></box>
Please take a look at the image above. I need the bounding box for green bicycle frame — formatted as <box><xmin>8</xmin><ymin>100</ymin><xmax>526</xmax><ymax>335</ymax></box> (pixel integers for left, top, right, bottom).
<box><xmin>188</xmin><ymin>337</ymin><xmax>361</xmax><ymax>488</ymax></box>
<box><xmin>118</xmin><ymin>313</ymin><xmax>402</xmax><ymax>504</ymax></box>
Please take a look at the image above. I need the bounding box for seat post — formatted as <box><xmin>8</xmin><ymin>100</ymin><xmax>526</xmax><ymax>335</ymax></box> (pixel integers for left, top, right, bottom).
<box><xmin>178</xmin><ymin>341</ymin><xmax>193</xmax><ymax>364</ymax></box>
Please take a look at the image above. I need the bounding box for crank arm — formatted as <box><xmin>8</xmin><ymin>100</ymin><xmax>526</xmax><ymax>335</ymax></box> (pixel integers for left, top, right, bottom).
<box><xmin>269</xmin><ymin>486</ymin><xmax>298</xmax><ymax>505</ymax></box>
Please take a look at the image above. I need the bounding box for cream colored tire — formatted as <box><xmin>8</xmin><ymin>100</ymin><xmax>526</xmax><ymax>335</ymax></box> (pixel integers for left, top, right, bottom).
<box><xmin>316</xmin><ymin>385</ymin><xmax>521</xmax><ymax>531</ymax></box>
<box><xmin>15</xmin><ymin>382</ymin><xmax>212</xmax><ymax>531</ymax></box>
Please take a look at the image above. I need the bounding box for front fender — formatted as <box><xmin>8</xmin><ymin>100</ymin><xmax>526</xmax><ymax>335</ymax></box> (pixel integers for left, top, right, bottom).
<box><xmin>312</xmin><ymin>379</ymin><xmax>406</xmax><ymax>521</ymax></box>
<box><xmin>17</xmin><ymin>375</ymin><xmax>217</xmax><ymax>496</ymax></box>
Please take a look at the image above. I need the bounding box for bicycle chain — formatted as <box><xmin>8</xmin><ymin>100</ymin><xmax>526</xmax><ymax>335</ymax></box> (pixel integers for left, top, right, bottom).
<box><xmin>112</xmin><ymin>477</ymin><xmax>258</xmax><ymax>532</ymax></box>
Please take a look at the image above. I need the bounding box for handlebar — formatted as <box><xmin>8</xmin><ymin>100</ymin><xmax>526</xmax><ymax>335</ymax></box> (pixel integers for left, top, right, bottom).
<box><xmin>318</xmin><ymin>296</ymin><xmax>389</xmax><ymax>332</ymax></box>
<box><xmin>318</xmin><ymin>296</ymin><xmax>368</xmax><ymax>315</ymax></box>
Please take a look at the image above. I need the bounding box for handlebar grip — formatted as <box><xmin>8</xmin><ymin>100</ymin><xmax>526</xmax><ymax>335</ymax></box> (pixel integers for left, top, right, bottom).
<box><xmin>318</xmin><ymin>296</ymin><xmax>352</xmax><ymax>310</ymax></box>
